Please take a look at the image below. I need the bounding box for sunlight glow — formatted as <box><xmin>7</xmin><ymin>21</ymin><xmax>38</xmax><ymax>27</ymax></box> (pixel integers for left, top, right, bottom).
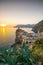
<box><xmin>0</xmin><ymin>24</ymin><xmax>6</xmax><ymax>27</ymax></box>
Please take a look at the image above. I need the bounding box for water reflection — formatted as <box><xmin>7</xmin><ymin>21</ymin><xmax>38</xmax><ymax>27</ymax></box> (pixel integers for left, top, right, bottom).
<box><xmin>0</xmin><ymin>27</ymin><xmax>16</xmax><ymax>47</ymax></box>
<box><xmin>3</xmin><ymin>27</ymin><xmax>6</xmax><ymax>33</ymax></box>
<box><xmin>2</xmin><ymin>27</ymin><xmax>6</xmax><ymax>43</ymax></box>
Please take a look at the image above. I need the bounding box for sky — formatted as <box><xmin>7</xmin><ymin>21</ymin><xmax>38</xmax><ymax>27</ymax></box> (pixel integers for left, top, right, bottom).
<box><xmin>0</xmin><ymin>0</ymin><xmax>43</xmax><ymax>25</ymax></box>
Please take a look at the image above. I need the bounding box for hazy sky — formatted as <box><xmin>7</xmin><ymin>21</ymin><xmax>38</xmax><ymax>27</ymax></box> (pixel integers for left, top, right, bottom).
<box><xmin>0</xmin><ymin>0</ymin><xmax>43</xmax><ymax>25</ymax></box>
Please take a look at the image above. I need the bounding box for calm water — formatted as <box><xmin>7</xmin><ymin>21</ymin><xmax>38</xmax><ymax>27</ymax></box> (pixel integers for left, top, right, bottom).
<box><xmin>0</xmin><ymin>27</ymin><xmax>32</xmax><ymax>47</ymax></box>
<box><xmin>0</xmin><ymin>27</ymin><xmax>17</xmax><ymax>47</ymax></box>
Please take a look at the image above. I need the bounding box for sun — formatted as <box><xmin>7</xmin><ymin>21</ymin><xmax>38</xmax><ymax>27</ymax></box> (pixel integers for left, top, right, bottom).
<box><xmin>0</xmin><ymin>24</ymin><xmax>6</xmax><ymax>27</ymax></box>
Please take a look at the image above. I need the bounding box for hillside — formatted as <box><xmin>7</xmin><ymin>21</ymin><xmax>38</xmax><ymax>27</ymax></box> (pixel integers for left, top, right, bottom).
<box><xmin>32</xmin><ymin>20</ymin><xmax>43</xmax><ymax>33</ymax></box>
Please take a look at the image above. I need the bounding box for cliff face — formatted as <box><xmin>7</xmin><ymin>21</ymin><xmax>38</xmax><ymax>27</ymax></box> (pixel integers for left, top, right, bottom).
<box><xmin>12</xmin><ymin>28</ymin><xmax>28</xmax><ymax>48</ymax></box>
<box><xmin>32</xmin><ymin>20</ymin><xmax>43</xmax><ymax>33</ymax></box>
<box><xmin>15</xmin><ymin>28</ymin><xmax>23</xmax><ymax>44</ymax></box>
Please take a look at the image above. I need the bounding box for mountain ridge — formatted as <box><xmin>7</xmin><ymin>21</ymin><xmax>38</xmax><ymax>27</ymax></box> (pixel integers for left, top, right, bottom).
<box><xmin>32</xmin><ymin>20</ymin><xmax>43</xmax><ymax>33</ymax></box>
<box><xmin>14</xmin><ymin>24</ymin><xmax>35</xmax><ymax>28</ymax></box>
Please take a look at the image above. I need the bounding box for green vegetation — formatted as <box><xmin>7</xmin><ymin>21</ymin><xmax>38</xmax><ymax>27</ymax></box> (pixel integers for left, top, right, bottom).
<box><xmin>32</xmin><ymin>38</ymin><xmax>43</xmax><ymax>63</ymax></box>
<box><xmin>32</xmin><ymin>20</ymin><xmax>43</xmax><ymax>33</ymax></box>
<box><xmin>0</xmin><ymin>38</ymin><xmax>43</xmax><ymax>65</ymax></box>
<box><xmin>0</xmin><ymin>44</ymin><xmax>35</xmax><ymax>65</ymax></box>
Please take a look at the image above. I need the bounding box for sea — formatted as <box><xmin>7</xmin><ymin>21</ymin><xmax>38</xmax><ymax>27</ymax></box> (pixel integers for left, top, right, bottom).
<box><xmin>0</xmin><ymin>27</ymin><xmax>33</xmax><ymax>47</ymax></box>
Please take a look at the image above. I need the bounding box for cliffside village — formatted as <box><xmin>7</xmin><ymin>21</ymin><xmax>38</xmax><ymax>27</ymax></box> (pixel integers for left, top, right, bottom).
<box><xmin>16</xmin><ymin>28</ymin><xmax>43</xmax><ymax>44</ymax></box>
